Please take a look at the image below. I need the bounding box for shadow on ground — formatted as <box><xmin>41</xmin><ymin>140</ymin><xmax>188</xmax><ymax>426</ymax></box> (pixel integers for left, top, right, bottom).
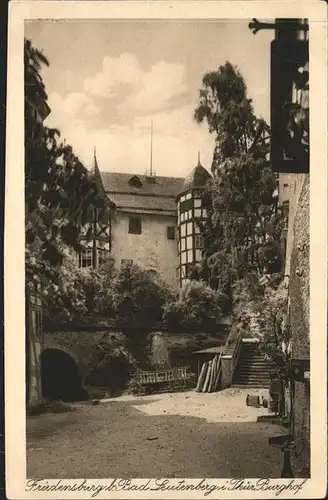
<box><xmin>27</xmin><ymin>400</ymin><xmax>283</xmax><ymax>479</ymax></box>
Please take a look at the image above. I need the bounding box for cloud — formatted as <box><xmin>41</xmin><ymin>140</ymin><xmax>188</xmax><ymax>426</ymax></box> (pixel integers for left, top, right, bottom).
<box><xmin>119</xmin><ymin>61</ymin><xmax>188</xmax><ymax>114</ymax></box>
<box><xmin>45</xmin><ymin>92</ymin><xmax>100</xmax><ymax>129</ymax></box>
<box><xmin>83</xmin><ymin>53</ymin><xmax>188</xmax><ymax>114</ymax></box>
<box><xmin>84</xmin><ymin>53</ymin><xmax>141</xmax><ymax>98</ymax></box>
<box><xmin>46</xmin><ymin>100</ymin><xmax>215</xmax><ymax>178</ymax></box>
<box><xmin>134</xmin><ymin>104</ymin><xmax>199</xmax><ymax>138</ymax></box>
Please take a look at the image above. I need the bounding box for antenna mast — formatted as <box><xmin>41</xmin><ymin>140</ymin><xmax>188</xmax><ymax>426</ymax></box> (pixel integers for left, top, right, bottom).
<box><xmin>150</xmin><ymin>118</ymin><xmax>153</xmax><ymax>177</ymax></box>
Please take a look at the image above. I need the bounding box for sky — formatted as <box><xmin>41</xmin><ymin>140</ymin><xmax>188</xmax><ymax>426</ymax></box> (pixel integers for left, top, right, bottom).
<box><xmin>25</xmin><ymin>20</ymin><xmax>273</xmax><ymax>178</ymax></box>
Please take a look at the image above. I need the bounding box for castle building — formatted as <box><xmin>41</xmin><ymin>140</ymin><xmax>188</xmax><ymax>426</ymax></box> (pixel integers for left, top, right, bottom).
<box><xmin>78</xmin><ymin>152</ymin><xmax>211</xmax><ymax>289</ymax></box>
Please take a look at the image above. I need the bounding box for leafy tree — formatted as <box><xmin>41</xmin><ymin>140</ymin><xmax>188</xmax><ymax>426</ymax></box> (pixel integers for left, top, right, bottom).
<box><xmin>110</xmin><ymin>262</ymin><xmax>172</xmax><ymax>326</ymax></box>
<box><xmin>80</xmin><ymin>257</ymin><xmax>117</xmax><ymax>316</ymax></box>
<box><xmin>163</xmin><ymin>280</ymin><xmax>223</xmax><ymax>331</ymax></box>
<box><xmin>24</xmin><ymin>38</ymin><xmax>114</xmax><ymax>331</ymax></box>
<box><xmin>43</xmin><ymin>259</ymin><xmax>87</xmax><ymax>324</ymax></box>
<box><xmin>25</xmin><ymin>38</ymin><xmax>100</xmax><ymax>272</ymax></box>
<box><xmin>194</xmin><ymin>62</ymin><xmax>283</xmax><ymax>305</ymax></box>
<box><xmin>194</xmin><ymin>62</ymin><xmax>270</xmax><ymax>162</ymax></box>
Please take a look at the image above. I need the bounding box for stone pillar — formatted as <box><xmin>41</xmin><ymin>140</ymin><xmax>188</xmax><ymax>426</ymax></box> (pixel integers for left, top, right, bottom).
<box><xmin>150</xmin><ymin>332</ymin><xmax>170</xmax><ymax>368</ymax></box>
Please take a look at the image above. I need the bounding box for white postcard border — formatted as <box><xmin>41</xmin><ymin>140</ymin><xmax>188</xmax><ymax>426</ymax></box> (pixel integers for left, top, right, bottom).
<box><xmin>5</xmin><ymin>1</ymin><xmax>328</xmax><ymax>498</ymax></box>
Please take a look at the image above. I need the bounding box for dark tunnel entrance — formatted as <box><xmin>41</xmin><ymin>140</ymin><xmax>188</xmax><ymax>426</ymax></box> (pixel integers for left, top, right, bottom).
<box><xmin>87</xmin><ymin>357</ymin><xmax>131</xmax><ymax>397</ymax></box>
<box><xmin>41</xmin><ymin>349</ymin><xmax>87</xmax><ymax>402</ymax></box>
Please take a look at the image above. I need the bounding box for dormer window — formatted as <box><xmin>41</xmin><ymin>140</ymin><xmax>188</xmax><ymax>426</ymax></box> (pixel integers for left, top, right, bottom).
<box><xmin>128</xmin><ymin>175</ymin><xmax>142</xmax><ymax>188</ymax></box>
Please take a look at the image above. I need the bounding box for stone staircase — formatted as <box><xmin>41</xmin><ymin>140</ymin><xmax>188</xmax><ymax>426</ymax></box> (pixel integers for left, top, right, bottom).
<box><xmin>232</xmin><ymin>340</ymin><xmax>272</xmax><ymax>388</ymax></box>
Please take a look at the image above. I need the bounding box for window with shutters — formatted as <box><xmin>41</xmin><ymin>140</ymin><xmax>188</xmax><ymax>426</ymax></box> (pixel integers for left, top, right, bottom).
<box><xmin>128</xmin><ymin>216</ymin><xmax>142</xmax><ymax>234</ymax></box>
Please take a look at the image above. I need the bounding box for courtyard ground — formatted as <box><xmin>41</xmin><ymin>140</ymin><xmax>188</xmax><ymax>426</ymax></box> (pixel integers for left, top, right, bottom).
<box><xmin>27</xmin><ymin>387</ymin><xmax>284</xmax><ymax>478</ymax></box>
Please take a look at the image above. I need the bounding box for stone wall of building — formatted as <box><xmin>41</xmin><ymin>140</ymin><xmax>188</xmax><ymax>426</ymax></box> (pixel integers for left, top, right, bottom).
<box><xmin>284</xmin><ymin>173</ymin><xmax>310</xmax><ymax>476</ymax></box>
<box><xmin>111</xmin><ymin>211</ymin><xmax>179</xmax><ymax>289</ymax></box>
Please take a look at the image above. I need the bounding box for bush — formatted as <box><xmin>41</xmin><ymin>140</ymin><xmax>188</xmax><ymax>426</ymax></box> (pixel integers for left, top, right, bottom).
<box><xmin>111</xmin><ymin>262</ymin><xmax>173</xmax><ymax>325</ymax></box>
<box><xmin>163</xmin><ymin>280</ymin><xmax>223</xmax><ymax>331</ymax></box>
<box><xmin>41</xmin><ymin>256</ymin><xmax>172</xmax><ymax>327</ymax></box>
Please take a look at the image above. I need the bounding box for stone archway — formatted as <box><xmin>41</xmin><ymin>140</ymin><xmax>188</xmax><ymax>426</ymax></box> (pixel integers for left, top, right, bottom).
<box><xmin>41</xmin><ymin>348</ymin><xmax>87</xmax><ymax>402</ymax></box>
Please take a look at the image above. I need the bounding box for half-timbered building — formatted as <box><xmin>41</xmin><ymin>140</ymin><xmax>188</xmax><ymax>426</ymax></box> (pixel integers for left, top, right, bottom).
<box><xmin>77</xmin><ymin>152</ymin><xmax>212</xmax><ymax>290</ymax></box>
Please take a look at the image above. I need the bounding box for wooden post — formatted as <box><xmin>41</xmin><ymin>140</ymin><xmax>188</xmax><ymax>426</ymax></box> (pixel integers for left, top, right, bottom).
<box><xmin>214</xmin><ymin>353</ymin><xmax>223</xmax><ymax>391</ymax></box>
<box><xmin>196</xmin><ymin>361</ymin><xmax>208</xmax><ymax>392</ymax></box>
<box><xmin>203</xmin><ymin>360</ymin><xmax>212</xmax><ymax>392</ymax></box>
<box><xmin>208</xmin><ymin>356</ymin><xmax>217</xmax><ymax>392</ymax></box>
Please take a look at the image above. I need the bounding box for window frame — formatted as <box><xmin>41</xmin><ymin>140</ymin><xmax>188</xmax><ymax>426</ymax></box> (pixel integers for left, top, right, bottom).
<box><xmin>79</xmin><ymin>247</ymin><xmax>93</xmax><ymax>268</ymax></box>
<box><xmin>128</xmin><ymin>215</ymin><xmax>142</xmax><ymax>235</ymax></box>
<box><xmin>167</xmin><ymin>226</ymin><xmax>176</xmax><ymax>240</ymax></box>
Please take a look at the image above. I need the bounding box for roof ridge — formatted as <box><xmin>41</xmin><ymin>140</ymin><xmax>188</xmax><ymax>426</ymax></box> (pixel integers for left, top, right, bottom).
<box><xmin>100</xmin><ymin>171</ymin><xmax>185</xmax><ymax>180</ymax></box>
<box><xmin>105</xmin><ymin>191</ymin><xmax>178</xmax><ymax>198</ymax></box>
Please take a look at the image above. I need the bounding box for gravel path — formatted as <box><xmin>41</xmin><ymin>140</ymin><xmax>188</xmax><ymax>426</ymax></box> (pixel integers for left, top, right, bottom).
<box><xmin>27</xmin><ymin>388</ymin><xmax>283</xmax><ymax>478</ymax></box>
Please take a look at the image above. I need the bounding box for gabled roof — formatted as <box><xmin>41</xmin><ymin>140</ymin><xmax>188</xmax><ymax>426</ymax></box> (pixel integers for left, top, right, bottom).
<box><xmin>101</xmin><ymin>172</ymin><xmax>184</xmax><ymax>197</ymax></box>
<box><xmin>100</xmin><ymin>172</ymin><xmax>184</xmax><ymax>214</ymax></box>
<box><xmin>108</xmin><ymin>193</ymin><xmax>178</xmax><ymax>214</ymax></box>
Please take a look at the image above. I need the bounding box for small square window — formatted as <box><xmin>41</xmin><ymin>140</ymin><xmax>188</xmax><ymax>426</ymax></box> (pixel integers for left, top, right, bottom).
<box><xmin>167</xmin><ymin>226</ymin><xmax>175</xmax><ymax>240</ymax></box>
<box><xmin>129</xmin><ymin>216</ymin><xmax>142</xmax><ymax>234</ymax></box>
